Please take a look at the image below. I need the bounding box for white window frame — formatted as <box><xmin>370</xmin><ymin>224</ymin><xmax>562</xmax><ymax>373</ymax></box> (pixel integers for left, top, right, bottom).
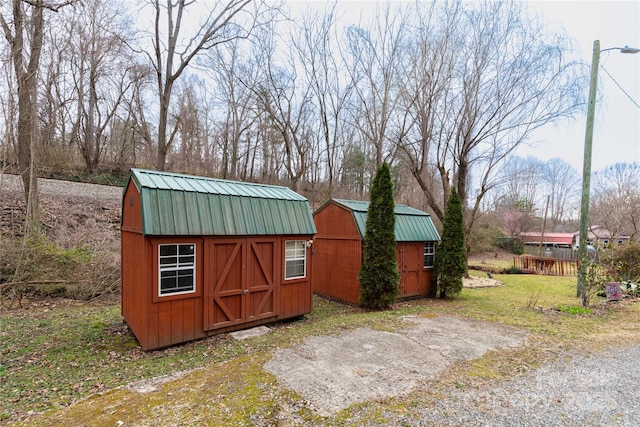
<box><xmin>158</xmin><ymin>243</ymin><xmax>196</xmax><ymax>296</ymax></box>
<box><xmin>424</xmin><ymin>242</ymin><xmax>435</xmax><ymax>268</ymax></box>
<box><xmin>285</xmin><ymin>240</ymin><xmax>307</xmax><ymax>280</ymax></box>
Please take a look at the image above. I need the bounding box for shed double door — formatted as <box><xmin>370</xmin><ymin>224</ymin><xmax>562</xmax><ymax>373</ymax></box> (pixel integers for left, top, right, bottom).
<box><xmin>205</xmin><ymin>238</ymin><xmax>278</xmax><ymax>330</ymax></box>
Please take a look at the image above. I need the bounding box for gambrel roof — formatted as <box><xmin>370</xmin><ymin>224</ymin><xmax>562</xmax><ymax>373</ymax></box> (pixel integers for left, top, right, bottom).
<box><xmin>127</xmin><ymin>168</ymin><xmax>316</xmax><ymax>236</ymax></box>
<box><xmin>319</xmin><ymin>198</ymin><xmax>440</xmax><ymax>242</ymax></box>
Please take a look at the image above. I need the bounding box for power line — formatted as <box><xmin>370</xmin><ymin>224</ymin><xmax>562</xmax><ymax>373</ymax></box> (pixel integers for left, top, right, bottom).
<box><xmin>600</xmin><ymin>64</ymin><xmax>640</xmax><ymax>109</ymax></box>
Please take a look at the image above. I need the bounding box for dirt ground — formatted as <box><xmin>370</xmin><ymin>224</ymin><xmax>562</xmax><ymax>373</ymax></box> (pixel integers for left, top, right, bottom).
<box><xmin>0</xmin><ymin>174</ymin><xmax>122</xmax><ymax>245</ymax></box>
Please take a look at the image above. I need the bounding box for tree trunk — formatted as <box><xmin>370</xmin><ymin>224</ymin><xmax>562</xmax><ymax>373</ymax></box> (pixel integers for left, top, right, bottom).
<box><xmin>3</xmin><ymin>0</ymin><xmax>45</xmax><ymax>225</ymax></box>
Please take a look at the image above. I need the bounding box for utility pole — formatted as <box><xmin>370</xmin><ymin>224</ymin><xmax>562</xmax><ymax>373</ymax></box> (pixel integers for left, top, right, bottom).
<box><xmin>577</xmin><ymin>40</ymin><xmax>600</xmax><ymax>299</ymax></box>
<box><xmin>539</xmin><ymin>195</ymin><xmax>550</xmax><ymax>257</ymax></box>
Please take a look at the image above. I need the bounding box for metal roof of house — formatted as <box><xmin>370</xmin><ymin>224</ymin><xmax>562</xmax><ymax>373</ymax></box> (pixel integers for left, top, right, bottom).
<box><xmin>128</xmin><ymin>168</ymin><xmax>316</xmax><ymax>236</ymax></box>
<box><xmin>329</xmin><ymin>198</ymin><xmax>440</xmax><ymax>242</ymax></box>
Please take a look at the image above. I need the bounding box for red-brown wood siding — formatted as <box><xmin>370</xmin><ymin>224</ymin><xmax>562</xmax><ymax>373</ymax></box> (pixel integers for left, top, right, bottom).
<box><xmin>279</xmin><ymin>235</ymin><xmax>313</xmax><ymax>318</ymax></box>
<box><xmin>312</xmin><ymin>202</ymin><xmax>363</xmax><ymax>304</ymax></box>
<box><xmin>121</xmin><ymin>180</ymin><xmax>142</xmax><ymax>233</ymax></box>
<box><xmin>312</xmin><ymin>237</ymin><xmax>362</xmax><ymax>305</ymax></box>
<box><xmin>146</xmin><ymin>237</ymin><xmax>205</xmax><ymax>350</ymax></box>
<box><xmin>121</xmin><ymin>230</ymin><xmax>149</xmax><ymax>347</ymax></box>
<box><xmin>313</xmin><ymin>202</ymin><xmax>361</xmax><ymax>240</ymax></box>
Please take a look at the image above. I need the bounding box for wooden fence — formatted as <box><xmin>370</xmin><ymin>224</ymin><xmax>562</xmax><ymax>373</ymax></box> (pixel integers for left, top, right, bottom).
<box><xmin>522</xmin><ymin>245</ymin><xmax>578</xmax><ymax>260</ymax></box>
<box><xmin>513</xmin><ymin>255</ymin><xmax>579</xmax><ymax>276</ymax></box>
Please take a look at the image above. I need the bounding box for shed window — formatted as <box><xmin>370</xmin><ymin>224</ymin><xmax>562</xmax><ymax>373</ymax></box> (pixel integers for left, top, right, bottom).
<box><xmin>424</xmin><ymin>242</ymin><xmax>435</xmax><ymax>268</ymax></box>
<box><xmin>285</xmin><ymin>240</ymin><xmax>306</xmax><ymax>279</ymax></box>
<box><xmin>159</xmin><ymin>244</ymin><xmax>195</xmax><ymax>296</ymax></box>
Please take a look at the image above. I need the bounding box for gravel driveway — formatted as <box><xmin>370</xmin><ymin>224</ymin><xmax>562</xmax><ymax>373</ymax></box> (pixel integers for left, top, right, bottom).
<box><xmin>394</xmin><ymin>344</ymin><xmax>640</xmax><ymax>426</ymax></box>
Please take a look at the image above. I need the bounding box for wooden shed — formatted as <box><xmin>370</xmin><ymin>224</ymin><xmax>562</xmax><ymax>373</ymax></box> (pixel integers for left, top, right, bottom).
<box><xmin>312</xmin><ymin>199</ymin><xmax>440</xmax><ymax>305</ymax></box>
<box><xmin>121</xmin><ymin>169</ymin><xmax>316</xmax><ymax>350</ymax></box>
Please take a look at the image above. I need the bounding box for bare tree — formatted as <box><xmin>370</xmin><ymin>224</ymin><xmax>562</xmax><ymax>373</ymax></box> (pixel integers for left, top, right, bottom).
<box><xmin>142</xmin><ymin>0</ymin><xmax>273</xmax><ymax>171</ymax></box>
<box><xmin>396</xmin><ymin>1</ymin><xmax>461</xmax><ymax>220</ymax></box>
<box><xmin>290</xmin><ymin>3</ymin><xmax>353</xmax><ymax>196</ymax></box>
<box><xmin>497</xmin><ymin>156</ymin><xmax>545</xmax><ymax>214</ymax></box>
<box><xmin>493</xmin><ymin>155</ymin><xmax>544</xmax><ymax>236</ymax></box>
<box><xmin>1</xmin><ymin>0</ymin><xmax>47</xmax><ymax>224</ymax></box>
<box><xmin>592</xmin><ymin>162</ymin><xmax>640</xmax><ymax>241</ymax></box>
<box><xmin>205</xmin><ymin>36</ymin><xmax>259</xmax><ymax>180</ymax></box>
<box><xmin>64</xmin><ymin>0</ymin><xmax>138</xmax><ymax>172</ymax></box>
<box><xmin>250</xmin><ymin>24</ymin><xmax>313</xmax><ymax>191</ymax></box>
<box><xmin>39</xmin><ymin>16</ymin><xmax>72</xmax><ymax>164</ymax></box>
<box><xmin>541</xmin><ymin>158</ymin><xmax>580</xmax><ymax>228</ymax></box>
<box><xmin>343</xmin><ymin>2</ymin><xmax>408</xmax><ymax>170</ymax></box>
<box><xmin>397</xmin><ymin>0</ymin><xmax>583</xmax><ymax>246</ymax></box>
<box><xmin>170</xmin><ymin>79</ymin><xmax>210</xmax><ymax>174</ymax></box>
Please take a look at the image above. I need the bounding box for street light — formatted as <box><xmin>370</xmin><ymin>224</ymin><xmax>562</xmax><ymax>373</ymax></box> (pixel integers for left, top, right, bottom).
<box><xmin>577</xmin><ymin>40</ymin><xmax>639</xmax><ymax>302</ymax></box>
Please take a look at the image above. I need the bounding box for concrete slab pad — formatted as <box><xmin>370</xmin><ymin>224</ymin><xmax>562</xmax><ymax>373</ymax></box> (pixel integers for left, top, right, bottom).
<box><xmin>264</xmin><ymin>315</ymin><xmax>529</xmax><ymax>416</ymax></box>
<box><xmin>229</xmin><ymin>326</ymin><xmax>271</xmax><ymax>341</ymax></box>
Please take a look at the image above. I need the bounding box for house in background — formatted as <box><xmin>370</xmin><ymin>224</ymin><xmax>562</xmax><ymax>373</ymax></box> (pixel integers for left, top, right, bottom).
<box><xmin>312</xmin><ymin>199</ymin><xmax>440</xmax><ymax>305</ymax></box>
<box><xmin>572</xmin><ymin>225</ymin><xmax>631</xmax><ymax>249</ymax></box>
<box><xmin>121</xmin><ymin>169</ymin><xmax>316</xmax><ymax>350</ymax></box>
<box><xmin>518</xmin><ymin>231</ymin><xmax>574</xmax><ymax>248</ymax></box>
<box><xmin>518</xmin><ymin>231</ymin><xmax>574</xmax><ymax>257</ymax></box>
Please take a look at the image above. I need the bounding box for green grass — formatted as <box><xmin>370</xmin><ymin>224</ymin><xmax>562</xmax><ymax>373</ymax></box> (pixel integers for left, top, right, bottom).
<box><xmin>2</xmin><ymin>273</ymin><xmax>639</xmax><ymax>426</ymax></box>
<box><xmin>449</xmin><ymin>272</ymin><xmax>618</xmax><ymax>343</ymax></box>
<box><xmin>467</xmin><ymin>256</ymin><xmax>515</xmax><ymax>272</ymax></box>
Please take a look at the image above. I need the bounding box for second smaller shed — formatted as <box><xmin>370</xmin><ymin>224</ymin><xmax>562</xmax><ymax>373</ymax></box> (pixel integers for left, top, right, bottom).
<box><xmin>312</xmin><ymin>198</ymin><xmax>440</xmax><ymax>305</ymax></box>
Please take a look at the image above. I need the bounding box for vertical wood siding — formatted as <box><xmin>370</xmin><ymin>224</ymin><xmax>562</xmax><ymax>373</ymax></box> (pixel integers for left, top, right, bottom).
<box><xmin>147</xmin><ymin>237</ymin><xmax>205</xmax><ymax>350</ymax></box>
<box><xmin>312</xmin><ymin>203</ymin><xmax>363</xmax><ymax>304</ymax></box>
<box><xmin>278</xmin><ymin>235</ymin><xmax>312</xmax><ymax>318</ymax></box>
<box><xmin>121</xmin><ymin>182</ymin><xmax>143</xmax><ymax>233</ymax></box>
<box><xmin>121</xmin><ymin>230</ymin><xmax>148</xmax><ymax>347</ymax></box>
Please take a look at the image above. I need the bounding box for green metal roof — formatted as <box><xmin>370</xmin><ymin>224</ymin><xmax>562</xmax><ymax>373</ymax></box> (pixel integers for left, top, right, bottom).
<box><xmin>128</xmin><ymin>169</ymin><xmax>316</xmax><ymax>236</ymax></box>
<box><xmin>330</xmin><ymin>198</ymin><xmax>440</xmax><ymax>242</ymax></box>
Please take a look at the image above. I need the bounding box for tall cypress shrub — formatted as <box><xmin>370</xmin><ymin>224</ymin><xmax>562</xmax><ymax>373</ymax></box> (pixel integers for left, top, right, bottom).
<box><xmin>358</xmin><ymin>162</ymin><xmax>400</xmax><ymax>309</ymax></box>
<box><xmin>435</xmin><ymin>187</ymin><xmax>466</xmax><ymax>298</ymax></box>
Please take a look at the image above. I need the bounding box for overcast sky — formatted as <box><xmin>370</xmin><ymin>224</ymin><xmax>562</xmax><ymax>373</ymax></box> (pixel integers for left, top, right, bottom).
<box><xmin>517</xmin><ymin>0</ymin><xmax>640</xmax><ymax>172</ymax></box>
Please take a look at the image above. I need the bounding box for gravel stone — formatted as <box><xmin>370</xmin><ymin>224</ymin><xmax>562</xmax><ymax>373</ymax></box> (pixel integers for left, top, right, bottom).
<box><xmin>385</xmin><ymin>344</ymin><xmax>640</xmax><ymax>426</ymax></box>
<box><xmin>0</xmin><ymin>173</ymin><xmax>123</xmax><ymax>202</ymax></box>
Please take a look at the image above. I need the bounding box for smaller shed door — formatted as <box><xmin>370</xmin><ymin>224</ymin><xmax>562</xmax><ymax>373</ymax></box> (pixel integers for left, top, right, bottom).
<box><xmin>398</xmin><ymin>243</ymin><xmax>424</xmax><ymax>298</ymax></box>
<box><xmin>205</xmin><ymin>238</ymin><xmax>277</xmax><ymax>330</ymax></box>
